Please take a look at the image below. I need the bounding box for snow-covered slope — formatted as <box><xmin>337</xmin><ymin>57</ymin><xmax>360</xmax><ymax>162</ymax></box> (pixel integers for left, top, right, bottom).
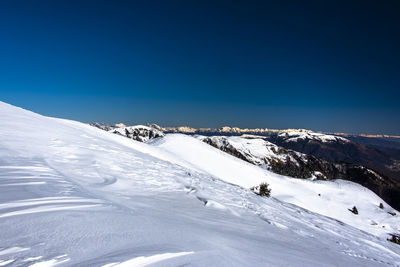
<box><xmin>268</xmin><ymin>131</ymin><xmax>400</xmax><ymax>203</ymax></box>
<box><xmin>197</xmin><ymin>135</ymin><xmax>298</xmax><ymax>166</ymax></box>
<box><xmin>0</xmin><ymin>101</ymin><xmax>400</xmax><ymax>266</ymax></box>
<box><xmin>150</xmin><ymin>134</ymin><xmax>400</xmax><ymax>239</ymax></box>
<box><xmin>196</xmin><ymin>135</ymin><xmax>400</xmax><ymax>212</ymax></box>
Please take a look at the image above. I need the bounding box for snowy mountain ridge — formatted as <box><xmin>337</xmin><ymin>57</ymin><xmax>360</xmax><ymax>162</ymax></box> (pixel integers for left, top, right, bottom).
<box><xmin>109</xmin><ymin>125</ymin><xmax>164</xmax><ymax>142</ymax></box>
<box><xmin>196</xmin><ymin>135</ymin><xmax>306</xmax><ymax>167</ymax></box>
<box><xmin>159</xmin><ymin>125</ymin><xmax>322</xmax><ymax>135</ymax></box>
<box><xmin>196</xmin><ymin>135</ymin><xmax>400</xmax><ymax>211</ymax></box>
<box><xmin>91</xmin><ymin>123</ymin><xmax>400</xmax><ymax>238</ymax></box>
<box><xmin>1</xmin><ymin>101</ymin><xmax>400</xmax><ymax>266</ymax></box>
<box><xmin>277</xmin><ymin>131</ymin><xmax>350</xmax><ymax>143</ymax></box>
<box><xmin>90</xmin><ymin>123</ymin><xmax>351</xmax><ymax>144</ymax></box>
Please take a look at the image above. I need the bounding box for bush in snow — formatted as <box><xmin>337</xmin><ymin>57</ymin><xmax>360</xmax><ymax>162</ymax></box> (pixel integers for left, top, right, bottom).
<box><xmin>250</xmin><ymin>182</ymin><xmax>271</xmax><ymax>198</ymax></box>
<box><xmin>349</xmin><ymin>206</ymin><xmax>358</xmax><ymax>215</ymax></box>
<box><xmin>388</xmin><ymin>234</ymin><xmax>400</xmax><ymax>245</ymax></box>
<box><xmin>379</xmin><ymin>203</ymin><xmax>384</xmax><ymax>209</ymax></box>
<box><xmin>259</xmin><ymin>183</ymin><xmax>271</xmax><ymax>197</ymax></box>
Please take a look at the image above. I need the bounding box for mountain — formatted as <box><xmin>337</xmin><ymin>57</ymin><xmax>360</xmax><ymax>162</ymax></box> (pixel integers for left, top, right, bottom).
<box><xmin>90</xmin><ymin>122</ymin><xmax>115</xmax><ymax>131</ymax></box>
<box><xmin>198</xmin><ymin>135</ymin><xmax>400</xmax><ymax>211</ymax></box>
<box><xmin>197</xmin><ymin>135</ymin><xmax>326</xmax><ymax>178</ymax></box>
<box><xmin>96</xmin><ymin>123</ymin><xmax>400</xmax><ymax>220</ymax></box>
<box><xmin>149</xmin><ymin>134</ymin><xmax>400</xmax><ymax>239</ymax></box>
<box><xmin>96</xmin><ymin>123</ymin><xmax>400</xmax><ymax>213</ymax></box>
<box><xmin>267</xmin><ymin>131</ymin><xmax>400</xmax><ymax>183</ymax></box>
<box><xmin>159</xmin><ymin>125</ymin><xmax>310</xmax><ymax>135</ymax></box>
<box><xmin>2</xmin><ymin>102</ymin><xmax>400</xmax><ymax>265</ymax></box>
<box><xmin>157</xmin><ymin>126</ymin><xmax>400</xmax><ymax>182</ymax></box>
<box><xmin>109</xmin><ymin>125</ymin><xmax>164</xmax><ymax>142</ymax></box>
<box><xmin>159</xmin><ymin>125</ymin><xmax>400</xmax><ymax>142</ymax></box>
<box><xmin>91</xmin><ymin>123</ymin><xmax>165</xmax><ymax>142</ymax></box>
<box><xmin>345</xmin><ymin>135</ymin><xmax>400</xmax><ymax>159</ymax></box>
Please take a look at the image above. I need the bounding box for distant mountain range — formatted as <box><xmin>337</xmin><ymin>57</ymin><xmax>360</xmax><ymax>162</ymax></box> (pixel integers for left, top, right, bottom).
<box><xmin>153</xmin><ymin>124</ymin><xmax>400</xmax><ymax>139</ymax></box>
<box><xmin>92</xmin><ymin>122</ymin><xmax>400</xmax><ymax>139</ymax></box>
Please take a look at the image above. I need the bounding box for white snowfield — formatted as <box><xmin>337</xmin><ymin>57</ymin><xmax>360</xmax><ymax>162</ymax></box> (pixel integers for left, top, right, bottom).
<box><xmin>0</xmin><ymin>101</ymin><xmax>399</xmax><ymax>266</ymax></box>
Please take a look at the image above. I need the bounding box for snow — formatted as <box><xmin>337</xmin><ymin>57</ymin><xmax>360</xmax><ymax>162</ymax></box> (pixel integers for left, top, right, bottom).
<box><xmin>0</xmin><ymin>260</ymin><xmax>15</xmax><ymax>266</ymax></box>
<box><xmin>278</xmin><ymin>131</ymin><xmax>350</xmax><ymax>143</ymax></box>
<box><xmin>150</xmin><ymin>134</ymin><xmax>400</xmax><ymax>238</ymax></box>
<box><xmin>102</xmin><ymin>251</ymin><xmax>194</xmax><ymax>267</ymax></box>
<box><xmin>109</xmin><ymin>125</ymin><xmax>164</xmax><ymax>142</ymax></box>
<box><xmin>196</xmin><ymin>135</ymin><xmax>303</xmax><ymax>165</ymax></box>
<box><xmin>29</xmin><ymin>255</ymin><xmax>70</xmax><ymax>267</ymax></box>
<box><xmin>0</xmin><ymin>247</ymin><xmax>30</xmax><ymax>256</ymax></box>
<box><xmin>148</xmin><ymin>134</ymin><xmax>266</xmax><ymax>188</ymax></box>
<box><xmin>0</xmin><ymin>101</ymin><xmax>400</xmax><ymax>266</ymax></box>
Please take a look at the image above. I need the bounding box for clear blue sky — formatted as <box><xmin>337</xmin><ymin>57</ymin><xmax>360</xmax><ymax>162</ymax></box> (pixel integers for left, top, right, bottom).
<box><xmin>1</xmin><ymin>0</ymin><xmax>399</xmax><ymax>134</ymax></box>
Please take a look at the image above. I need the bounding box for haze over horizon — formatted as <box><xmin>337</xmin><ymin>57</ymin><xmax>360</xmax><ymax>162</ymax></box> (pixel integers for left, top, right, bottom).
<box><xmin>1</xmin><ymin>0</ymin><xmax>400</xmax><ymax>134</ymax></box>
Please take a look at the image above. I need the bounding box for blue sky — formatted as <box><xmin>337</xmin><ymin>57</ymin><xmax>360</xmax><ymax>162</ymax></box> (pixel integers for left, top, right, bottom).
<box><xmin>1</xmin><ymin>0</ymin><xmax>399</xmax><ymax>134</ymax></box>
